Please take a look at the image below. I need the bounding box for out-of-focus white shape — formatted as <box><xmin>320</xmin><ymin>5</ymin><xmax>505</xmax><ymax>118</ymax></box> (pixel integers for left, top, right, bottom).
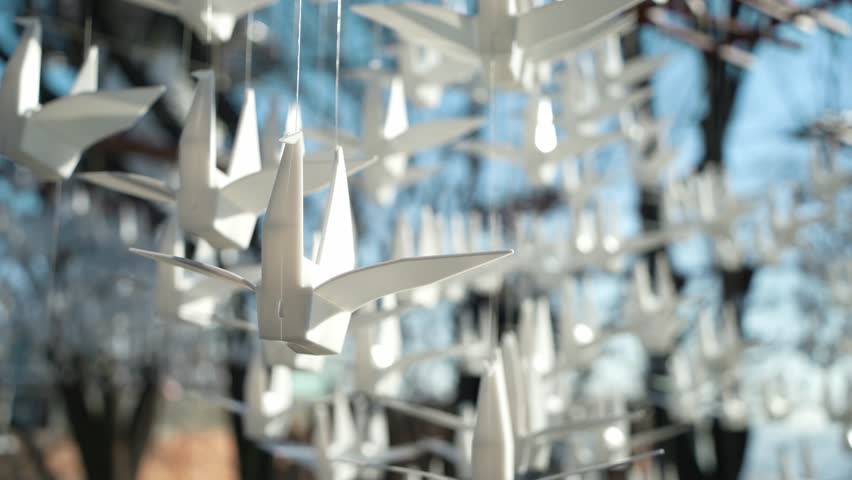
<box><xmin>0</xmin><ymin>20</ymin><xmax>164</xmax><ymax>181</ymax></box>
<box><xmin>306</xmin><ymin>74</ymin><xmax>481</xmax><ymax>205</ymax></box>
<box><xmin>352</xmin><ymin>0</ymin><xmax>644</xmax><ymax>89</ymax></box>
<box><xmin>124</xmin><ymin>0</ymin><xmax>277</xmax><ymax>44</ymax></box>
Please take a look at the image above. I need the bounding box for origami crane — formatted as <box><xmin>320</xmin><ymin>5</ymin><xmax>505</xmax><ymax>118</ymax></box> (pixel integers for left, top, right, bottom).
<box><xmin>125</xmin><ymin>0</ymin><xmax>276</xmax><ymax>43</ymax></box>
<box><xmin>131</xmin><ymin>136</ymin><xmax>512</xmax><ymax>355</ymax></box>
<box><xmin>0</xmin><ymin>19</ymin><xmax>164</xmax><ymax>181</ymax></box>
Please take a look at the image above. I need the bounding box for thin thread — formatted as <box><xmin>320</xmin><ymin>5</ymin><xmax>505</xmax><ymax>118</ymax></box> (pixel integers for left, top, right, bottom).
<box><xmin>245</xmin><ymin>12</ymin><xmax>254</xmax><ymax>88</ymax></box>
<box><xmin>295</xmin><ymin>0</ymin><xmax>303</xmax><ymax>109</ymax></box>
<box><xmin>334</xmin><ymin>0</ymin><xmax>343</xmax><ymax>146</ymax></box>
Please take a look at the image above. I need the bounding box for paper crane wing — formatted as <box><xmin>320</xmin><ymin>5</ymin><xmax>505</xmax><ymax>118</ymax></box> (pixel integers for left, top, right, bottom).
<box><xmin>124</xmin><ymin>0</ymin><xmax>180</xmax><ymax>14</ymax></box>
<box><xmin>212</xmin><ymin>0</ymin><xmax>278</xmax><ymax>17</ymax></box>
<box><xmin>220</xmin><ymin>156</ymin><xmax>374</xmax><ymax>215</ymax></box>
<box><xmin>611</xmin><ymin>55</ymin><xmax>668</xmax><ymax>86</ymax></box>
<box><xmin>183</xmin><ymin>264</ymin><xmax>262</xmax><ymax>303</ymax></box>
<box><xmin>398</xmin><ymin>164</ymin><xmax>441</xmax><ymax>188</ymax></box>
<box><xmin>523</xmin><ymin>410</ymin><xmax>644</xmax><ymax>447</ymax></box>
<box><xmin>349</xmin><ymin>302</ymin><xmax>417</xmax><ymax>329</ymax></box>
<box><xmin>302</xmin><ymin>127</ymin><xmax>362</xmax><ymax>151</ymax></box>
<box><xmin>350</xmin><ymin>3</ymin><xmax>477</xmax><ymax>61</ymax></box>
<box><xmin>534</xmin><ymin>449</ymin><xmax>665</xmax><ymax>480</ymax></box>
<box><xmin>455</xmin><ymin>140</ymin><xmax>521</xmax><ymax>163</ymax></box>
<box><xmin>516</xmin><ymin>0</ymin><xmax>643</xmax><ymax>50</ymax></box>
<box><xmin>260</xmin><ymin>442</ymin><xmax>318</xmax><ymax>469</ymax></box>
<box><xmin>314</xmin><ymin>251</ymin><xmax>513</xmax><ymax>312</ymax></box>
<box><xmin>21</xmin><ymin>86</ymin><xmax>165</xmax><ymax>179</ymax></box>
<box><xmin>304</xmin><ymin>152</ymin><xmax>377</xmax><ymax>194</ymax></box>
<box><xmin>332</xmin><ymin>456</ymin><xmax>457</xmax><ymax>480</ymax></box>
<box><xmin>129</xmin><ymin>248</ymin><xmax>256</xmax><ymax>291</ymax></box>
<box><xmin>78</xmin><ymin>172</ymin><xmax>176</xmax><ymax>205</ymax></box>
<box><xmin>384</xmin><ymin>343</ymin><xmax>472</xmax><ymax>377</ymax></box>
<box><xmin>371</xmin><ymin>396</ymin><xmax>469</xmax><ymax>431</ymax></box>
<box><xmin>389</xmin><ymin>117</ymin><xmax>482</xmax><ymax>156</ymax></box>
<box><xmin>371</xmin><ymin>443</ymin><xmax>428</xmax><ymax>465</ymax></box>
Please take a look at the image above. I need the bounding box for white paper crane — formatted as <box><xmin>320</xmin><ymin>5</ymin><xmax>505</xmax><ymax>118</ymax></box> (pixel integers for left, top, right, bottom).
<box><xmin>390</xmin><ymin>43</ymin><xmax>477</xmax><ymax>108</ymax></box>
<box><xmin>457</xmin><ymin>94</ymin><xmax>625</xmax><ymax>185</ymax></box>
<box><xmin>622</xmin><ymin>253</ymin><xmax>687</xmax><ymax>355</ymax></box>
<box><xmin>351</xmin><ymin>296</ymin><xmax>473</xmax><ymax>397</ymax></box>
<box><xmin>352</xmin><ymin>0</ymin><xmax>643</xmax><ymax>89</ymax></box>
<box><xmin>306</xmin><ymin>75</ymin><xmax>482</xmax><ymax>205</ymax></box>
<box><xmin>81</xmin><ymin>72</ymin><xmax>262</xmax><ymax>249</ymax></box>
<box><xmin>243</xmin><ymin>351</ymin><xmax>296</xmax><ymax>440</ymax></box>
<box><xmin>0</xmin><ymin>19</ymin><xmax>165</xmax><ymax>181</ymax></box>
<box><xmin>130</xmin><ymin>137</ymin><xmax>512</xmax><ymax>355</ymax></box>
<box><xmin>349</xmin><ymin>349</ymin><xmax>660</xmax><ymax>480</ymax></box>
<box><xmin>263</xmin><ymin>392</ymin><xmax>427</xmax><ymax>480</ymax></box>
<box><xmin>125</xmin><ymin>0</ymin><xmax>277</xmax><ymax>43</ymax></box>
<box><xmin>540</xmin><ymin>205</ymin><xmax>683</xmax><ymax>278</ymax></box>
<box><xmin>81</xmin><ymin>73</ymin><xmax>366</xmax><ymax>250</ymax></box>
<box><xmin>153</xmin><ymin>216</ymin><xmax>250</xmax><ymax>326</ymax></box>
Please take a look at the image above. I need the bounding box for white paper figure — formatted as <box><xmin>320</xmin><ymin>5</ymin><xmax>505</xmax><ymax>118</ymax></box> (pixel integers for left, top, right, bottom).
<box><xmin>243</xmin><ymin>351</ymin><xmax>295</xmax><ymax>440</ymax></box>
<box><xmin>741</xmin><ymin>0</ymin><xmax>851</xmax><ymax>36</ymax></box>
<box><xmin>0</xmin><ymin>19</ymin><xmax>164</xmax><ymax>181</ymax></box>
<box><xmin>154</xmin><ymin>216</ymin><xmax>251</xmax><ymax>326</ymax></box>
<box><xmin>306</xmin><ymin>75</ymin><xmax>482</xmax><ymax>205</ymax></box>
<box><xmin>81</xmin><ymin>74</ymin><xmax>367</xmax><ymax>250</ymax></box>
<box><xmin>541</xmin><ymin>205</ymin><xmax>683</xmax><ymax>278</ymax></box>
<box><xmin>346</xmin><ymin>349</ymin><xmax>659</xmax><ymax>480</ymax></box>
<box><xmin>352</xmin><ymin>0</ymin><xmax>643</xmax><ymax>89</ymax></box>
<box><xmin>130</xmin><ymin>138</ymin><xmax>512</xmax><ymax>355</ymax></box>
<box><xmin>458</xmin><ymin>93</ymin><xmax>625</xmax><ymax>185</ymax></box>
<box><xmin>263</xmin><ymin>393</ymin><xmax>427</xmax><ymax>480</ymax></box>
<box><xmin>390</xmin><ymin>43</ymin><xmax>477</xmax><ymax>108</ymax></box>
<box><xmin>622</xmin><ymin>253</ymin><xmax>686</xmax><ymax>355</ymax></box>
<box><xmin>125</xmin><ymin>0</ymin><xmax>277</xmax><ymax>44</ymax></box>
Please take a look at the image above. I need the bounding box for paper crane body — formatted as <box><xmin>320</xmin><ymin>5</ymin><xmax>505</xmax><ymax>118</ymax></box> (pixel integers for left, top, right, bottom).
<box><xmin>352</xmin><ymin>0</ymin><xmax>644</xmax><ymax>89</ymax></box>
<box><xmin>132</xmin><ymin>139</ymin><xmax>512</xmax><ymax>355</ymax></box>
<box><xmin>125</xmin><ymin>0</ymin><xmax>276</xmax><ymax>43</ymax></box>
<box><xmin>81</xmin><ymin>72</ymin><xmax>259</xmax><ymax>249</ymax></box>
<box><xmin>0</xmin><ymin>20</ymin><xmax>164</xmax><ymax>181</ymax></box>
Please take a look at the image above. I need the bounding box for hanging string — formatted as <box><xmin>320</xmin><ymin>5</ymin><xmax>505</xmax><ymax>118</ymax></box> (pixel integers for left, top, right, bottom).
<box><xmin>295</xmin><ymin>0</ymin><xmax>303</xmax><ymax>109</ymax></box>
<box><xmin>334</xmin><ymin>0</ymin><xmax>343</xmax><ymax>146</ymax></box>
<box><xmin>245</xmin><ymin>12</ymin><xmax>254</xmax><ymax>88</ymax></box>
